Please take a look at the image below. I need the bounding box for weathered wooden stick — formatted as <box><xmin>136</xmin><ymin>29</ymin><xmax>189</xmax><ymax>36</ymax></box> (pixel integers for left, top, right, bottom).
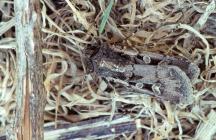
<box><xmin>7</xmin><ymin>0</ymin><xmax>46</xmax><ymax>140</ymax></box>
<box><xmin>1</xmin><ymin>115</ymin><xmax>138</xmax><ymax>140</ymax></box>
<box><xmin>45</xmin><ymin>115</ymin><xmax>138</xmax><ymax>140</ymax></box>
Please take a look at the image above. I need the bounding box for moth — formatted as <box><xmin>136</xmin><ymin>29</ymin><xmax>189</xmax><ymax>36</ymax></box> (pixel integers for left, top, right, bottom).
<box><xmin>83</xmin><ymin>43</ymin><xmax>200</xmax><ymax>105</ymax></box>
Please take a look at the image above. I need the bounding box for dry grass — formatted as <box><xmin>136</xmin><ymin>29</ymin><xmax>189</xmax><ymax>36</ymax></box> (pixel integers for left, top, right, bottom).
<box><xmin>0</xmin><ymin>0</ymin><xmax>216</xmax><ymax>139</ymax></box>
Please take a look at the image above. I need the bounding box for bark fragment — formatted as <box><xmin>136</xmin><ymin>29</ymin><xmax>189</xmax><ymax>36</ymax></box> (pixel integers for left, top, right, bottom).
<box><xmin>8</xmin><ymin>0</ymin><xmax>46</xmax><ymax>140</ymax></box>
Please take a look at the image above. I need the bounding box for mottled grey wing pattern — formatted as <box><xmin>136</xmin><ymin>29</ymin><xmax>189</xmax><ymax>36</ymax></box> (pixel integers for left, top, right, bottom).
<box><xmin>83</xmin><ymin>44</ymin><xmax>200</xmax><ymax>104</ymax></box>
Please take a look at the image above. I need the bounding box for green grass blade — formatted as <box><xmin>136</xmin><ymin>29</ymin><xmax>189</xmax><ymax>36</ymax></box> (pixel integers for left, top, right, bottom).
<box><xmin>99</xmin><ymin>0</ymin><xmax>114</xmax><ymax>34</ymax></box>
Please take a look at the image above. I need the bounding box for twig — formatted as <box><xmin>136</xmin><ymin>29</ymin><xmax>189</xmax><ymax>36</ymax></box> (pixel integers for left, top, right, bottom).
<box><xmin>7</xmin><ymin>0</ymin><xmax>46</xmax><ymax>140</ymax></box>
<box><xmin>1</xmin><ymin>115</ymin><xmax>138</xmax><ymax>140</ymax></box>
